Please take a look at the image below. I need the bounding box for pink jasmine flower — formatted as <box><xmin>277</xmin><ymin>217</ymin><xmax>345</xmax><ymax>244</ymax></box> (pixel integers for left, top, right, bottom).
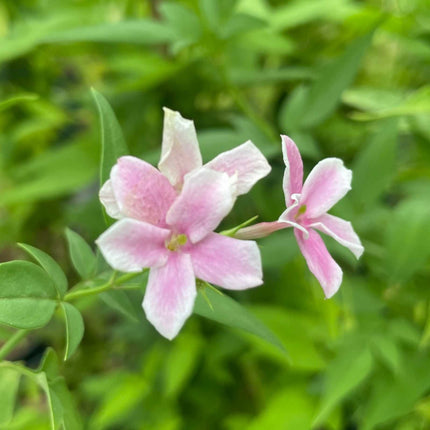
<box><xmin>236</xmin><ymin>136</ymin><xmax>363</xmax><ymax>298</ymax></box>
<box><xmin>96</xmin><ymin>109</ymin><xmax>270</xmax><ymax>339</ymax></box>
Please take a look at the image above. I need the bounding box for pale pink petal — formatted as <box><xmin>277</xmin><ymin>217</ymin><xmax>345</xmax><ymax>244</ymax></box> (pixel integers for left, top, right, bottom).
<box><xmin>166</xmin><ymin>168</ymin><xmax>235</xmax><ymax>243</ymax></box>
<box><xmin>111</xmin><ymin>156</ymin><xmax>177</xmax><ymax>226</ymax></box>
<box><xmin>295</xmin><ymin>229</ymin><xmax>342</xmax><ymax>298</ymax></box>
<box><xmin>300</xmin><ymin>158</ymin><xmax>352</xmax><ymax>218</ymax></box>
<box><xmin>99</xmin><ymin>179</ymin><xmax>121</xmax><ymax>219</ymax></box>
<box><xmin>234</xmin><ymin>221</ymin><xmax>289</xmax><ymax>239</ymax></box>
<box><xmin>96</xmin><ymin>219</ymin><xmax>170</xmax><ymax>272</ymax></box>
<box><xmin>309</xmin><ymin>214</ymin><xmax>364</xmax><ymax>259</ymax></box>
<box><xmin>204</xmin><ymin>141</ymin><xmax>271</xmax><ymax>196</ymax></box>
<box><xmin>143</xmin><ymin>252</ymin><xmax>196</xmax><ymax>340</ymax></box>
<box><xmin>282</xmin><ymin>135</ymin><xmax>303</xmax><ymax>206</ymax></box>
<box><xmin>189</xmin><ymin>233</ymin><xmax>263</xmax><ymax>289</ymax></box>
<box><xmin>158</xmin><ymin>108</ymin><xmax>203</xmax><ymax>188</ymax></box>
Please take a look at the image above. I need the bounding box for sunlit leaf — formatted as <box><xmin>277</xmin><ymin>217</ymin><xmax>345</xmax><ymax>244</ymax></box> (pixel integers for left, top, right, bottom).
<box><xmin>0</xmin><ymin>367</ymin><xmax>20</xmax><ymax>425</ymax></box>
<box><xmin>18</xmin><ymin>243</ymin><xmax>68</xmax><ymax>298</ymax></box>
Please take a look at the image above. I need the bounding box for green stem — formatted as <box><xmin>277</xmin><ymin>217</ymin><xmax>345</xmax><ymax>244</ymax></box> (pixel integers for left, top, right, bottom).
<box><xmin>0</xmin><ymin>329</ymin><xmax>29</xmax><ymax>361</ymax></box>
<box><xmin>64</xmin><ymin>271</ymin><xmax>146</xmax><ymax>301</ymax></box>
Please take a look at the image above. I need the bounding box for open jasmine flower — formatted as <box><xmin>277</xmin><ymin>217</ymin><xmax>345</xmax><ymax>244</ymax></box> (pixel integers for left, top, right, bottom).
<box><xmin>96</xmin><ymin>109</ymin><xmax>270</xmax><ymax>339</ymax></box>
<box><xmin>236</xmin><ymin>135</ymin><xmax>363</xmax><ymax>298</ymax></box>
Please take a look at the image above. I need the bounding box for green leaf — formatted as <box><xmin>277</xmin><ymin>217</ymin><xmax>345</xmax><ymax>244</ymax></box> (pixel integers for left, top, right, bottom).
<box><xmin>43</xmin><ymin>20</ymin><xmax>174</xmax><ymax>45</ymax></box>
<box><xmin>91</xmin><ymin>88</ymin><xmax>129</xmax><ymax>187</ymax></box>
<box><xmin>18</xmin><ymin>243</ymin><xmax>68</xmax><ymax>298</ymax></box>
<box><xmin>100</xmin><ymin>290</ymin><xmax>141</xmax><ymax>323</ymax></box>
<box><xmin>0</xmin><ymin>367</ymin><xmax>21</xmax><ymax>425</ymax></box>
<box><xmin>0</xmin><ymin>93</ymin><xmax>38</xmax><ymax>112</ymax></box>
<box><xmin>193</xmin><ymin>287</ymin><xmax>286</xmax><ymax>353</ymax></box>
<box><xmin>38</xmin><ymin>349</ymin><xmax>83</xmax><ymax>430</ymax></box>
<box><xmin>0</xmin><ymin>261</ymin><xmax>57</xmax><ymax>329</ymax></box>
<box><xmin>220</xmin><ymin>13</ymin><xmax>266</xmax><ymax>39</ymax></box>
<box><xmin>314</xmin><ymin>345</ymin><xmax>373</xmax><ymax>425</ymax></box>
<box><xmin>350</xmin><ymin>85</ymin><xmax>430</xmax><ymax>120</ymax></box>
<box><xmin>160</xmin><ymin>2</ymin><xmax>202</xmax><ymax>51</ymax></box>
<box><xmin>65</xmin><ymin>228</ymin><xmax>97</xmax><ymax>280</ymax></box>
<box><xmin>384</xmin><ymin>198</ymin><xmax>430</xmax><ymax>283</ymax></box>
<box><xmin>164</xmin><ymin>332</ymin><xmax>202</xmax><ymax>397</ymax></box>
<box><xmin>61</xmin><ymin>303</ymin><xmax>85</xmax><ymax>361</ymax></box>
<box><xmin>351</xmin><ymin>119</ymin><xmax>398</xmax><ymax>207</ymax></box>
<box><xmin>300</xmin><ymin>31</ymin><xmax>374</xmax><ymax>128</ymax></box>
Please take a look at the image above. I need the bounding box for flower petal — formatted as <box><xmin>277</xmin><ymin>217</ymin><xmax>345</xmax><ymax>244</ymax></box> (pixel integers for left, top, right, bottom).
<box><xmin>204</xmin><ymin>140</ymin><xmax>271</xmax><ymax>196</ymax></box>
<box><xmin>166</xmin><ymin>168</ymin><xmax>235</xmax><ymax>243</ymax></box>
<box><xmin>300</xmin><ymin>158</ymin><xmax>352</xmax><ymax>218</ymax></box>
<box><xmin>309</xmin><ymin>214</ymin><xmax>364</xmax><ymax>259</ymax></box>
<box><xmin>111</xmin><ymin>156</ymin><xmax>177</xmax><ymax>226</ymax></box>
<box><xmin>143</xmin><ymin>252</ymin><xmax>196</xmax><ymax>340</ymax></box>
<box><xmin>189</xmin><ymin>233</ymin><xmax>263</xmax><ymax>289</ymax></box>
<box><xmin>99</xmin><ymin>179</ymin><xmax>121</xmax><ymax>219</ymax></box>
<box><xmin>282</xmin><ymin>135</ymin><xmax>303</xmax><ymax>206</ymax></box>
<box><xmin>96</xmin><ymin>218</ymin><xmax>170</xmax><ymax>272</ymax></box>
<box><xmin>295</xmin><ymin>229</ymin><xmax>342</xmax><ymax>298</ymax></box>
<box><xmin>158</xmin><ymin>108</ymin><xmax>203</xmax><ymax>188</ymax></box>
<box><xmin>234</xmin><ymin>221</ymin><xmax>289</xmax><ymax>239</ymax></box>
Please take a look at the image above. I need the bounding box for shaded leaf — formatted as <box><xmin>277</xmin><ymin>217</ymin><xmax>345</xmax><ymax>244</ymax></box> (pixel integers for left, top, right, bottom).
<box><xmin>100</xmin><ymin>290</ymin><xmax>141</xmax><ymax>322</ymax></box>
<box><xmin>0</xmin><ymin>367</ymin><xmax>21</xmax><ymax>425</ymax></box>
<box><xmin>61</xmin><ymin>303</ymin><xmax>85</xmax><ymax>361</ymax></box>
<box><xmin>91</xmin><ymin>88</ymin><xmax>129</xmax><ymax>186</ymax></box>
<box><xmin>193</xmin><ymin>287</ymin><xmax>286</xmax><ymax>353</ymax></box>
<box><xmin>65</xmin><ymin>228</ymin><xmax>97</xmax><ymax>280</ymax></box>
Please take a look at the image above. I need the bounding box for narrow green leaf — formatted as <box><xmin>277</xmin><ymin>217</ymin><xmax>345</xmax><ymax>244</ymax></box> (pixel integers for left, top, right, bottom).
<box><xmin>65</xmin><ymin>228</ymin><xmax>97</xmax><ymax>279</ymax></box>
<box><xmin>0</xmin><ymin>261</ymin><xmax>57</xmax><ymax>329</ymax></box>
<box><xmin>351</xmin><ymin>119</ymin><xmax>398</xmax><ymax>207</ymax></box>
<box><xmin>0</xmin><ymin>93</ymin><xmax>38</xmax><ymax>112</ymax></box>
<box><xmin>300</xmin><ymin>31</ymin><xmax>374</xmax><ymax>128</ymax></box>
<box><xmin>314</xmin><ymin>346</ymin><xmax>373</xmax><ymax>425</ymax></box>
<box><xmin>61</xmin><ymin>303</ymin><xmax>85</xmax><ymax>361</ymax></box>
<box><xmin>193</xmin><ymin>287</ymin><xmax>286</xmax><ymax>353</ymax></box>
<box><xmin>0</xmin><ymin>367</ymin><xmax>20</xmax><ymax>425</ymax></box>
<box><xmin>18</xmin><ymin>243</ymin><xmax>68</xmax><ymax>298</ymax></box>
<box><xmin>91</xmin><ymin>88</ymin><xmax>129</xmax><ymax>186</ymax></box>
<box><xmin>38</xmin><ymin>348</ymin><xmax>83</xmax><ymax>430</ymax></box>
<box><xmin>43</xmin><ymin>20</ymin><xmax>174</xmax><ymax>45</ymax></box>
<box><xmin>384</xmin><ymin>199</ymin><xmax>430</xmax><ymax>283</ymax></box>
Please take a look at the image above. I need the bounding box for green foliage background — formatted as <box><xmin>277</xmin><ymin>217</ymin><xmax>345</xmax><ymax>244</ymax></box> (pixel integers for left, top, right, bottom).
<box><xmin>1</xmin><ymin>0</ymin><xmax>430</xmax><ymax>428</ymax></box>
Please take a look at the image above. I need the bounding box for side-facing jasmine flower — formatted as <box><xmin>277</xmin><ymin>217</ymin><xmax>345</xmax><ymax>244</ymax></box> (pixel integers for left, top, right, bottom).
<box><xmin>236</xmin><ymin>136</ymin><xmax>363</xmax><ymax>298</ymax></box>
<box><xmin>96</xmin><ymin>109</ymin><xmax>270</xmax><ymax>339</ymax></box>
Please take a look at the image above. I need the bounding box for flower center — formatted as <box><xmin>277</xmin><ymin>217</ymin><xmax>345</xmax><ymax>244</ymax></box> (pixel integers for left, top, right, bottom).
<box><xmin>294</xmin><ymin>204</ymin><xmax>307</xmax><ymax>221</ymax></box>
<box><xmin>166</xmin><ymin>233</ymin><xmax>188</xmax><ymax>251</ymax></box>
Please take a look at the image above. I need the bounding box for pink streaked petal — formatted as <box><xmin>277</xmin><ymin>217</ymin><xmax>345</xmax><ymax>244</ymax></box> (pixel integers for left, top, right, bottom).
<box><xmin>234</xmin><ymin>221</ymin><xmax>289</xmax><ymax>240</ymax></box>
<box><xmin>158</xmin><ymin>108</ymin><xmax>203</xmax><ymax>188</ymax></box>
<box><xmin>204</xmin><ymin>140</ymin><xmax>271</xmax><ymax>196</ymax></box>
<box><xmin>300</xmin><ymin>158</ymin><xmax>352</xmax><ymax>218</ymax></box>
<box><xmin>282</xmin><ymin>135</ymin><xmax>303</xmax><ymax>206</ymax></box>
<box><xmin>99</xmin><ymin>179</ymin><xmax>121</xmax><ymax>219</ymax></box>
<box><xmin>309</xmin><ymin>214</ymin><xmax>364</xmax><ymax>259</ymax></box>
<box><xmin>111</xmin><ymin>156</ymin><xmax>177</xmax><ymax>226</ymax></box>
<box><xmin>295</xmin><ymin>229</ymin><xmax>342</xmax><ymax>298</ymax></box>
<box><xmin>166</xmin><ymin>168</ymin><xmax>235</xmax><ymax>244</ymax></box>
<box><xmin>96</xmin><ymin>218</ymin><xmax>170</xmax><ymax>272</ymax></box>
<box><xmin>190</xmin><ymin>233</ymin><xmax>263</xmax><ymax>289</ymax></box>
<box><xmin>143</xmin><ymin>252</ymin><xmax>196</xmax><ymax>340</ymax></box>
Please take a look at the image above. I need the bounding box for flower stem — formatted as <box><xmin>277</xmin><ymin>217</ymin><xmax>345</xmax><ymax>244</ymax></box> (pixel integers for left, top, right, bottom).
<box><xmin>64</xmin><ymin>271</ymin><xmax>146</xmax><ymax>302</ymax></box>
<box><xmin>0</xmin><ymin>329</ymin><xmax>29</xmax><ymax>361</ymax></box>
